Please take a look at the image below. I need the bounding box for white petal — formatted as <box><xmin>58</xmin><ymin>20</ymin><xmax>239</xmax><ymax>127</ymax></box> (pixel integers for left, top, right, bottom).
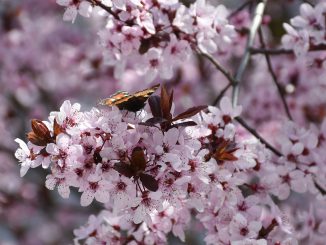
<box><xmin>95</xmin><ymin>189</ymin><xmax>110</xmax><ymax>203</ymax></box>
<box><xmin>56</xmin><ymin>0</ymin><xmax>71</xmax><ymax>6</ymax></box>
<box><xmin>58</xmin><ymin>184</ymin><xmax>70</xmax><ymax>198</ymax></box>
<box><xmin>63</xmin><ymin>6</ymin><xmax>78</xmax><ymax>23</ymax></box>
<box><xmin>165</xmin><ymin>128</ymin><xmax>179</xmax><ymax>146</ymax></box>
<box><xmin>292</xmin><ymin>142</ymin><xmax>304</xmax><ymax>155</ymax></box>
<box><xmin>57</xmin><ymin>133</ymin><xmax>71</xmax><ymax>149</ymax></box>
<box><xmin>45</xmin><ymin>175</ymin><xmax>56</xmax><ymax>190</ymax></box>
<box><xmin>78</xmin><ymin>1</ymin><xmax>92</xmax><ymax>18</ymax></box>
<box><xmin>46</xmin><ymin>143</ymin><xmax>60</xmax><ymax>155</ymax></box>
<box><xmin>42</xmin><ymin>157</ymin><xmax>51</xmax><ymax>169</ymax></box>
<box><xmin>153</xmin><ymin>131</ymin><xmax>164</xmax><ymax>145</ymax></box>
<box><xmin>15</xmin><ymin>148</ymin><xmax>27</xmax><ymax>162</ymax></box>
<box><xmin>80</xmin><ymin>191</ymin><xmax>95</xmax><ymax>206</ymax></box>
<box><xmin>318</xmin><ymin>221</ymin><xmax>326</xmax><ymax>234</ymax></box>
<box><xmin>220</xmin><ymin>96</ymin><xmax>232</xmax><ymax>114</ymax></box>
<box><xmin>20</xmin><ymin>162</ymin><xmax>30</xmax><ymax>177</ymax></box>
<box><xmin>15</xmin><ymin>138</ymin><xmax>30</xmax><ymax>155</ymax></box>
<box><xmin>133</xmin><ymin>205</ymin><xmax>146</xmax><ymax>224</ymax></box>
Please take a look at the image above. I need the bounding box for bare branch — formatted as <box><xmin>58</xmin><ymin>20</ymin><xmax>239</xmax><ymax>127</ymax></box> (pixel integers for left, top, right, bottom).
<box><xmin>197</xmin><ymin>50</ymin><xmax>238</xmax><ymax>105</ymax></box>
<box><xmin>235</xmin><ymin>116</ymin><xmax>282</xmax><ymax>157</ymax></box>
<box><xmin>250</xmin><ymin>48</ymin><xmax>293</xmax><ymax>55</ymax></box>
<box><xmin>251</xmin><ymin>44</ymin><xmax>326</xmax><ymax>55</ymax></box>
<box><xmin>212</xmin><ymin>82</ymin><xmax>233</xmax><ymax>106</ymax></box>
<box><xmin>257</xmin><ymin>28</ymin><xmax>293</xmax><ymax>120</ymax></box>
<box><xmin>228</xmin><ymin>0</ymin><xmax>253</xmax><ymax>19</ymax></box>
<box><xmin>86</xmin><ymin>0</ymin><xmax>120</xmax><ymax>20</ymax></box>
<box><xmin>197</xmin><ymin>50</ymin><xmax>238</xmax><ymax>86</ymax></box>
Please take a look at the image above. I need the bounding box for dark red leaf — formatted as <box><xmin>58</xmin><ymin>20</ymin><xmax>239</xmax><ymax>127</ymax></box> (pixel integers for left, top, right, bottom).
<box><xmin>148</xmin><ymin>96</ymin><xmax>162</xmax><ymax>118</ymax></box>
<box><xmin>139</xmin><ymin>173</ymin><xmax>159</xmax><ymax>192</ymax></box>
<box><xmin>160</xmin><ymin>85</ymin><xmax>172</xmax><ymax>120</ymax></box>
<box><xmin>172</xmin><ymin>121</ymin><xmax>197</xmax><ymax>128</ymax></box>
<box><xmin>145</xmin><ymin>117</ymin><xmax>167</xmax><ymax>125</ymax></box>
<box><xmin>93</xmin><ymin>150</ymin><xmax>103</xmax><ymax>164</ymax></box>
<box><xmin>53</xmin><ymin>119</ymin><xmax>63</xmax><ymax>138</ymax></box>
<box><xmin>169</xmin><ymin>89</ymin><xmax>174</xmax><ymax>113</ymax></box>
<box><xmin>138</xmin><ymin>38</ymin><xmax>151</xmax><ymax>54</ymax></box>
<box><xmin>173</xmin><ymin>105</ymin><xmax>207</xmax><ymax>121</ymax></box>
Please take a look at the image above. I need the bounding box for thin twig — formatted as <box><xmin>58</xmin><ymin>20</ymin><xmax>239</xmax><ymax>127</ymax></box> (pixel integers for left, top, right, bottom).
<box><xmin>237</xmin><ymin>116</ymin><xmax>326</xmax><ymax>195</ymax></box>
<box><xmin>250</xmin><ymin>48</ymin><xmax>293</xmax><ymax>55</ymax></box>
<box><xmin>251</xmin><ymin>43</ymin><xmax>326</xmax><ymax>55</ymax></box>
<box><xmin>212</xmin><ymin>82</ymin><xmax>233</xmax><ymax>106</ymax></box>
<box><xmin>86</xmin><ymin>0</ymin><xmax>120</xmax><ymax>20</ymax></box>
<box><xmin>257</xmin><ymin>28</ymin><xmax>293</xmax><ymax>120</ymax></box>
<box><xmin>232</xmin><ymin>0</ymin><xmax>268</xmax><ymax>107</ymax></box>
<box><xmin>198</xmin><ymin>50</ymin><xmax>238</xmax><ymax>86</ymax></box>
<box><xmin>228</xmin><ymin>0</ymin><xmax>253</xmax><ymax>19</ymax></box>
<box><xmin>258</xmin><ymin>219</ymin><xmax>278</xmax><ymax>239</ymax></box>
<box><xmin>197</xmin><ymin>50</ymin><xmax>237</xmax><ymax>105</ymax></box>
<box><xmin>235</xmin><ymin>116</ymin><xmax>282</xmax><ymax>157</ymax></box>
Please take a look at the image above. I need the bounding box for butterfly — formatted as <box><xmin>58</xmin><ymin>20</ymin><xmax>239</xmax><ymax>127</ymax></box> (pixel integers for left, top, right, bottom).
<box><xmin>99</xmin><ymin>84</ymin><xmax>160</xmax><ymax>112</ymax></box>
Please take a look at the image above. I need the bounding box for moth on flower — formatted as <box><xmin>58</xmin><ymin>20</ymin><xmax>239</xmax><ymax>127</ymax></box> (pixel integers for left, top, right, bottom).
<box><xmin>114</xmin><ymin>147</ymin><xmax>159</xmax><ymax>192</ymax></box>
<box><xmin>99</xmin><ymin>84</ymin><xmax>160</xmax><ymax>112</ymax></box>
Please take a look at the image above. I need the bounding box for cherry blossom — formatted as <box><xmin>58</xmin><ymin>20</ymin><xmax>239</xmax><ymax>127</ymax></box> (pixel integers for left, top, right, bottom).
<box><xmin>8</xmin><ymin>0</ymin><xmax>326</xmax><ymax>244</ymax></box>
<box><xmin>56</xmin><ymin>0</ymin><xmax>93</xmax><ymax>23</ymax></box>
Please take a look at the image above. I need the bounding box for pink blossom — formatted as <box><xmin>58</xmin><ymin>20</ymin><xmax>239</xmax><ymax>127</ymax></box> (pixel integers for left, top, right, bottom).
<box><xmin>56</xmin><ymin>0</ymin><xmax>92</xmax><ymax>23</ymax></box>
<box><xmin>79</xmin><ymin>173</ymin><xmax>112</xmax><ymax>206</ymax></box>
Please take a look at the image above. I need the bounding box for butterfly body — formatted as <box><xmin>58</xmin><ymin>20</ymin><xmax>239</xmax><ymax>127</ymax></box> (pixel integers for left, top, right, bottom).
<box><xmin>100</xmin><ymin>84</ymin><xmax>160</xmax><ymax>112</ymax></box>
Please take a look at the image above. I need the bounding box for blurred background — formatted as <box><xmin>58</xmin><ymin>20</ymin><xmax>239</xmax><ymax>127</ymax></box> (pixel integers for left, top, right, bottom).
<box><xmin>0</xmin><ymin>0</ymin><xmax>319</xmax><ymax>244</ymax></box>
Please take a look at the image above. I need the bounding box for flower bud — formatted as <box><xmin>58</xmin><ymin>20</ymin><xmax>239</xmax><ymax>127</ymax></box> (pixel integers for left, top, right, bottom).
<box><xmin>27</xmin><ymin>119</ymin><xmax>53</xmax><ymax>146</ymax></box>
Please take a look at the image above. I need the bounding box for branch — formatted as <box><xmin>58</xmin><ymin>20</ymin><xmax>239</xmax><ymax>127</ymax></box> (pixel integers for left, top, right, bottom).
<box><xmin>236</xmin><ymin>117</ymin><xmax>326</xmax><ymax>195</ymax></box>
<box><xmin>228</xmin><ymin>0</ymin><xmax>253</xmax><ymax>19</ymax></box>
<box><xmin>251</xmin><ymin>44</ymin><xmax>326</xmax><ymax>55</ymax></box>
<box><xmin>315</xmin><ymin>181</ymin><xmax>326</xmax><ymax>195</ymax></box>
<box><xmin>197</xmin><ymin>50</ymin><xmax>238</xmax><ymax>105</ymax></box>
<box><xmin>212</xmin><ymin>82</ymin><xmax>233</xmax><ymax>106</ymax></box>
<box><xmin>86</xmin><ymin>0</ymin><xmax>120</xmax><ymax>20</ymax></box>
<box><xmin>258</xmin><ymin>218</ymin><xmax>278</xmax><ymax>239</ymax></box>
<box><xmin>250</xmin><ymin>48</ymin><xmax>293</xmax><ymax>55</ymax></box>
<box><xmin>232</xmin><ymin>0</ymin><xmax>268</xmax><ymax>107</ymax></box>
<box><xmin>198</xmin><ymin>50</ymin><xmax>238</xmax><ymax>86</ymax></box>
<box><xmin>235</xmin><ymin>116</ymin><xmax>282</xmax><ymax>157</ymax></box>
<box><xmin>257</xmin><ymin>28</ymin><xmax>293</xmax><ymax>121</ymax></box>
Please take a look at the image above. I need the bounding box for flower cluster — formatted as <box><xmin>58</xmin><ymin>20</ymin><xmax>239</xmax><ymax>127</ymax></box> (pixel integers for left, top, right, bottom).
<box><xmin>15</xmin><ymin>91</ymin><xmax>283</xmax><ymax>244</ymax></box>
<box><xmin>8</xmin><ymin>0</ymin><xmax>326</xmax><ymax>244</ymax></box>
<box><xmin>16</xmin><ymin>81</ymin><xmax>326</xmax><ymax>244</ymax></box>
<box><xmin>57</xmin><ymin>0</ymin><xmax>236</xmax><ymax>82</ymax></box>
<box><xmin>282</xmin><ymin>2</ymin><xmax>326</xmax><ymax>56</ymax></box>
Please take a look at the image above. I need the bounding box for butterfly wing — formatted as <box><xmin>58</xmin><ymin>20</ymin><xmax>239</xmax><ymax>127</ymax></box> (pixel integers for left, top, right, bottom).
<box><xmin>133</xmin><ymin>84</ymin><xmax>160</xmax><ymax>99</ymax></box>
<box><xmin>99</xmin><ymin>84</ymin><xmax>160</xmax><ymax>112</ymax></box>
<box><xmin>99</xmin><ymin>91</ymin><xmax>130</xmax><ymax>106</ymax></box>
<box><xmin>118</xmin><ymin>84</ymin><xmax>160</xmax><ymax>112</ymax></box>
